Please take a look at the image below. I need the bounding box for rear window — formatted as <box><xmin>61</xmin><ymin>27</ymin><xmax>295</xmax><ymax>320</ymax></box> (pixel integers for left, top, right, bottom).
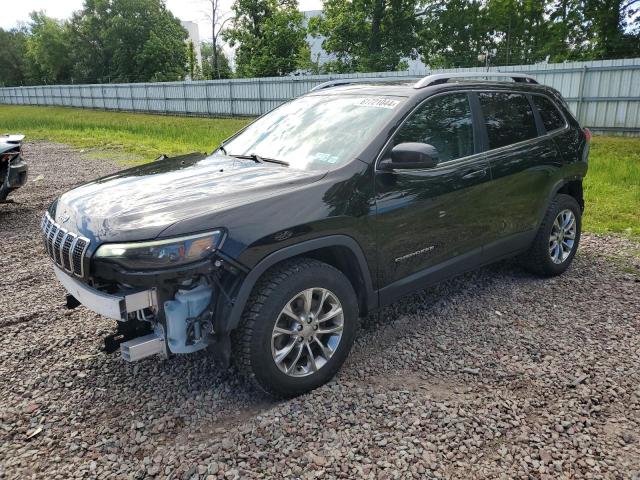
<box><xmin>478</xmin><ymin>92</ymin><xmax>538</xmax><ymax>149</ymax></box>
<box><xmin>532</xmin><ymin>95</ymin><xmax>566</xmax><ymax>132</ymax></box>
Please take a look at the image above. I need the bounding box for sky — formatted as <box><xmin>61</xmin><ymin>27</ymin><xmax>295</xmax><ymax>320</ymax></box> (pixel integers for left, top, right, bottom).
<box><xmin>0</xmin><ymin>0</ymin><xmax>323</xmax><ymax>40</ymax></box>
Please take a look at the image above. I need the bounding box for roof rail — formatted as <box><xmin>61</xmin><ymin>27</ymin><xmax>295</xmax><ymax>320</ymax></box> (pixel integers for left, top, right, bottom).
<box><xmin>310</xmin><ymin>76</ymin><xmax>421</xmax><ymax>92</ymax></box>
<box><xmin>414</xmin><ymin>72</ymin><xmax>538</xmax><ymax>89</ymax></box>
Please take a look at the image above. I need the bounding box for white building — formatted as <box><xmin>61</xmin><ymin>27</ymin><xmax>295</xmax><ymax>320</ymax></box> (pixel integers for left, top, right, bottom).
<box><xmin>181</xmin><ymin>20</ymin><xmax>203</xmax><ymax>71</ymax></box>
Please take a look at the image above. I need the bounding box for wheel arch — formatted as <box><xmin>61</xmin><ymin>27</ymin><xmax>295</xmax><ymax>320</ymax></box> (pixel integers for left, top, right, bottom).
<box><xmin>540</xmin><ymin>177</ymin><xmax>584</xmax><ymax>227</ymax></box>
<box><xmin>221</xmin><ymin>235</ymin><xmax>377</xmax><ymax>333</ymax></box>
<box><xmin>556</xmin><ymin>179</ymin><xmax>584</xmax><ymax>212</ymax></box>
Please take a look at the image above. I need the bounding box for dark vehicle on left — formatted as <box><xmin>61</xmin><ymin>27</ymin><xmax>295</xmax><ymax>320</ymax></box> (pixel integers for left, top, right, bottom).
<box><xmin>0</xmin><ymin>134</ymin><xmax>28</xmax><ymax>201</ymax></box>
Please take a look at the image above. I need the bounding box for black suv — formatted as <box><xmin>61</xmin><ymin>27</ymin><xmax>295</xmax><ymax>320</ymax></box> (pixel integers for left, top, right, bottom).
<box><xmin>42</xmin><ymin>73</ymin><xmax>589</xmax><ymax>397</ymax></box>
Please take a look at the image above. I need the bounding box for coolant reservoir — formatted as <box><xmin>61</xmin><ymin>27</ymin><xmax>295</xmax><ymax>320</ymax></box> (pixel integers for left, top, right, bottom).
<box><xmin>164</xmin><ymin>284</ymin><xmax>212</xmax><ymax>354</ymax></box>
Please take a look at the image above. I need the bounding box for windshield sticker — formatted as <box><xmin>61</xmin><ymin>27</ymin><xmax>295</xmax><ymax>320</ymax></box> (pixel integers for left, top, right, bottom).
<box><xmin>314</xmin><ymin>153</ymin><xmax>339</xmax><ymax>164</ymax></box>
<box><xmin>357</xmin><ymin>97</ymin><xmax>401</xmax><ymax>109</ymax></box>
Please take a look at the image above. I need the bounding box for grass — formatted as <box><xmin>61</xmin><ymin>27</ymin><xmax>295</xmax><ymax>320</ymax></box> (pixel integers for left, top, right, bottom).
<box><xmin>583</xmin><ymin>136</ymin><xmax>640</xmax><ymax>237</ymax></box>
<box><xmin>0</xmin><ymin>105</ymin><xmax>249</xmax><ymax>162</ymax></box>
<box><xmin>0</xmin><ymin>105</ymin><xmax>638</xmax><ymax>237</ymax></box>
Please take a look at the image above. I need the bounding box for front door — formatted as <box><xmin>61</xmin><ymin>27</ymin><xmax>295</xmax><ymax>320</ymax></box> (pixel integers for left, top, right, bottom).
<box><xmin>374</xmin><ymin>92</ymin><xmax>494</xmax><ymax>299</ymax></box>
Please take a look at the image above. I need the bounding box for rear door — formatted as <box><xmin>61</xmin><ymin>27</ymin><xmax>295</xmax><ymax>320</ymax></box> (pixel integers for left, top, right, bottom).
<box><xmin>374</xmin><ymin>92</ymin><xmax>493</xmax><ymax>294</ymax></box>
<box><xmin>476</xmin><ymin>91</ymin><xmax>562</xmax><ymax>244</ymax></box>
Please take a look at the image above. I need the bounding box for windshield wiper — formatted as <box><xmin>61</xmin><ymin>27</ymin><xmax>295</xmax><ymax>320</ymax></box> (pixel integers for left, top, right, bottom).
<box><xmin>231</xmin><ymin>153</ymin><xmax>289</xmax><ymax>167</ymax></box>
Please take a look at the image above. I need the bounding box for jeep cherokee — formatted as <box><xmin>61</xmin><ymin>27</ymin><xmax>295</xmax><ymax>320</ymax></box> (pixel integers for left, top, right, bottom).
<box><xmin>42</xmin><ymin>73</ymin><xmax>589</xmax><ymax>397</ymax></box>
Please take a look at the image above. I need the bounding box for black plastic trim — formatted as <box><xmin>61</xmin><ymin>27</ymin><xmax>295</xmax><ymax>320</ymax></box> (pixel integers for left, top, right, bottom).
<box><xmin>223</xmin><ymin>235</ymin><xmax>376</xmax><ymax>332</ymax></box>
<box><xmin>91</xmin><ymin>258</ymin><xmax>217</xmax><ymax>287</ymax></box>
<box><xmin>379</xmin><ymin>230</ymin><xmax>537</xmax><ymax>307</ymax></box>
<box><xmin>379</xmin><ymin>247</ymin><xmax>483</xmax><ymax>306</ymax></box>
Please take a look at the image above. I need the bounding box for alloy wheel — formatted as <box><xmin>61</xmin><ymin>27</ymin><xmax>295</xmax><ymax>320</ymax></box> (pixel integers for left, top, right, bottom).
<box><xmin>271</xmin><ymin>287</ymin><xmax>344</xmax><ymax>377</ymax></box>
<box><xmin>549</xmin><ymin>209</ymin><xmax>576</xmax><ymax>264</ymax></box>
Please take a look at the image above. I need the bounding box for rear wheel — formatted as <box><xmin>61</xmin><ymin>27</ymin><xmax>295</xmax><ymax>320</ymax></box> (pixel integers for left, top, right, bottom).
<box><xmin>521</xmin><ymin>193</ymin><xmax>581</xmax><ymax>277</ymax></box>
<box><xmin>232</xmin><ymin>258</ymin><xmax>358</xmax><ymax>398</ymax></box>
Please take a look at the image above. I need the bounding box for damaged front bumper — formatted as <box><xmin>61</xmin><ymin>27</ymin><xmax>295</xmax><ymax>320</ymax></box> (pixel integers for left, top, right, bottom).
<box><xmin>52</xmin><ymin>256</ymin><xmax>240</xmax><ymax>364</ymax></box>
<box><xmin>54</xmin><ymin>265</ymin><xmax>170</xmax><ymax>361</ymax></box>
<box><xmin>53</xmin><ymin>265</ymin><xmax>159</xmax><ymax>321</ymax></box>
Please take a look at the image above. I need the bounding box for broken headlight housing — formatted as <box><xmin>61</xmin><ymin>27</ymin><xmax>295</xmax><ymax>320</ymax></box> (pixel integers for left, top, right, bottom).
<box><xmin>94</xmin><ymin>230</ymin><xmax>224</xmax><ymax>270</ymax></box>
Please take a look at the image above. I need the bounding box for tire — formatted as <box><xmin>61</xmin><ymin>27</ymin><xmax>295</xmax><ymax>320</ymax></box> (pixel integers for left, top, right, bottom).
<box><xmin>520</xmin><ymin>193</ymin><xmax>582</xmax><ymax>277</ymax></box>
<box><xmin>232</xmin><ymin>258</ymin><xmax>359</xmax><ymax>398</ymax></box>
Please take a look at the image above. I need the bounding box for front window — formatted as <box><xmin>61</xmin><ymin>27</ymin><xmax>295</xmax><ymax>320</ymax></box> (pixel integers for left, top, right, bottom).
<box><xmin>223</xmin><ymin>94</ymin><xmax>405</xmax><ymax>170</ymax></box>
<box><xmin>393</xmin><ymin>93</ymin><xmax>475</xmax><ymax>162</ymax></box>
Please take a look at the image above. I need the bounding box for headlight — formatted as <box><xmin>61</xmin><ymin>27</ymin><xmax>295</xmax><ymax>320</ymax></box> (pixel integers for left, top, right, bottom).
<box><xmin>94</xmin><ymin>230</ymin><xmax>224</xmax><ymax>270</ymax></box>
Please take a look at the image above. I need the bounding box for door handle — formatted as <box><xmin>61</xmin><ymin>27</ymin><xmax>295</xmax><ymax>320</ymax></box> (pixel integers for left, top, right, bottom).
<box><xmin>462</xmin><ymin>169</ymin><xmax>487</xmax><ymax>180</ymax></box>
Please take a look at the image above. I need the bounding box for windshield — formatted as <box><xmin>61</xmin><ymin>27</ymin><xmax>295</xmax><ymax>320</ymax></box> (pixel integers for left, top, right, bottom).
<box><xmin>223</xmin><ymin>94</ymin><xmax>405</xmax><ymax>170</ymax></box>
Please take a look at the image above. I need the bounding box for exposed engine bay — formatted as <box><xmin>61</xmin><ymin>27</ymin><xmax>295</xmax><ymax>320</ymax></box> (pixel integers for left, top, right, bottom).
<box><xmin>60</xmin><ymin>254</ymin><xmax>245</xmax><ymax>366</ymax></box>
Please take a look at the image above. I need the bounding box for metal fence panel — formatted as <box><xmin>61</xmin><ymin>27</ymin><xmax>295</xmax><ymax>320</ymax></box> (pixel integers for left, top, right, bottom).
<box><xmin>1</xmin><ymin>58</ymin><xmax>639</xmax><ymax>135</ymax></box>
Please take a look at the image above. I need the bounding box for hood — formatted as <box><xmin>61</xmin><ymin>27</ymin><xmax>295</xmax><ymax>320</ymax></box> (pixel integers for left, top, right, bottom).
<box><xmin>53</xmin><ymin>153</ymin><xmax>325</xmax><ymax>243</ymax></box>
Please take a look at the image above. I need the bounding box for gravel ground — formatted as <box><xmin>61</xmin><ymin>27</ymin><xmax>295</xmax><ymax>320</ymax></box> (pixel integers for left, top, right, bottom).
<box><xmin>1</xmin><ymin>141</ymin><xmax>639</xmax><ymax>480</ymax></box>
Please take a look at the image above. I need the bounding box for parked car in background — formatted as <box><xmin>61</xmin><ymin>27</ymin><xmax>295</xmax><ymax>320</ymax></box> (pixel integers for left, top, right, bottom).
<box><xmin>0</xmin><ymin>134</ymin><xmax>28</xmax><ymax>202</ymax></box>
<box><xmin>41</xmin><ymin>73</ymin><xmax>589</xmax><ymax>398</ymax></box>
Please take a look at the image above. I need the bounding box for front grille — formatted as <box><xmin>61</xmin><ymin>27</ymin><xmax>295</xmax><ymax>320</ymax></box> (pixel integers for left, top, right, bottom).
<box><xmin>40</xmin><ymin>212</ymin><xmax>90</xmax><ymax>277</ymax></box>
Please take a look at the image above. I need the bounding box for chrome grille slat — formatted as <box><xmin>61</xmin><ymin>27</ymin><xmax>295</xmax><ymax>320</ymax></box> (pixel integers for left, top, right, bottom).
<box><xmin>72</xmin><ymin>238</ymin><xmax>89</xmax><ymax>276</ymax></box>
<box><xmin>40</xmin><ymin>212</ymin><xmax>90</xmax><ymax>278</ymax></box>
<box><xmin>46</xmin><ymin>219</ymin><xmax>57</xmax><ymax>258</ymax></box>
<box><xmin>53</xmin><ymin>229</ymin><xmax>64</xmax><ymax>265</ymax></box>
<box><xmin>69</xmin><ymin>236</ymin><xmax>79</xmax><ymax>274</ymax></box>
<box><xmin>62</xmin><ymin>234</ymin><xmax>74</xmax><ymax>271</ymax></box>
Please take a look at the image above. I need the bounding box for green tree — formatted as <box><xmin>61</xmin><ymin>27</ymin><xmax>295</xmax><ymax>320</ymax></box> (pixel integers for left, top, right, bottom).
<box><xmin>201</xmin><ymin>42</ymin><xmax>232</xmax><ymax>79</ymax></box>
<box><xmin>483</xmin><ymin>0</ymin><xmax>551</xmax><ymax>66</ymax></box>
<box><xmin>0</xmin><ymin>27</ymin><xmax>28</xmax><ymax>86</ymax></box>
<box><xmin>25</xmin><ymin>12</ymin><xmax>73</xmax><ymax>84</ymax></box>
<box><xmin>309</xmin><ymin>0</ymin><xmax>419</xmax><ymax>72</ymax></box>
<box><xmin>585</xmin><ymin>0</ymin><xmax>640</xmax><ymax>58</ymax></box>
<box><xmin>417</xmin><ymin>0</ymin><xmax>491</xmax><ymax>68</ymax></box>
<box><xmin>204</xmin><ymin>0</ymin><xmax>234</xmax><ymax>79</ymax></box>
<box><xmin>542</xmin><ymin>0</ymin><xmax>591</xmax><ymax>62</ymax></box>
<box><xmin>68</xmin><ymin>0</ymin><xmax>188</xmax><ymax>82</ymax></box>
<box><xmin>224</xmin><ymin>0</ymin><xmax>310</xmax><ymax>77</ymax></box>
<box><xmin>187</xmin><ymin>40</ymin><xmax>197</xmax><ymax>79</ymax></box>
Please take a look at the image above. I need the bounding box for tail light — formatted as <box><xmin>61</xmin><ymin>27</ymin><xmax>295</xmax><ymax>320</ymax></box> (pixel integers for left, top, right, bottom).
<box><xmin>584</xmin><ymin>128</ymin><xmax>592</xmax><ymax>144</ymax></box>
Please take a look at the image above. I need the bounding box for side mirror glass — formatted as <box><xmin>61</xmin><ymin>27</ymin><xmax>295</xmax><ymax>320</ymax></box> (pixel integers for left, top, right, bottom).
<box><xmin>380</xmin><ymin>143</ymin><xmax>439</xmax><ymax>170</ymax></box>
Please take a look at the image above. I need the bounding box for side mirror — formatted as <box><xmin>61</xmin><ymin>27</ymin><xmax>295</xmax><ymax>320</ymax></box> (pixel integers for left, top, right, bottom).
<box><xmin>379</xmin><ymin>143</ymin><xmax>439</xmax><ymax>170</ymax></box>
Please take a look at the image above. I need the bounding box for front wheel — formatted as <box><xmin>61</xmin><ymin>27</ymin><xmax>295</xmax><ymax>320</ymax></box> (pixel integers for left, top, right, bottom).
<box><xmin>232</xmin><ymin>258</ymin><xmax>359</xmax><ymax>398</ymax></box>
<box><xmin>521</xmin><ymin>193</ymin><xmax>582</xmax><ymax>277</ymax></box>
